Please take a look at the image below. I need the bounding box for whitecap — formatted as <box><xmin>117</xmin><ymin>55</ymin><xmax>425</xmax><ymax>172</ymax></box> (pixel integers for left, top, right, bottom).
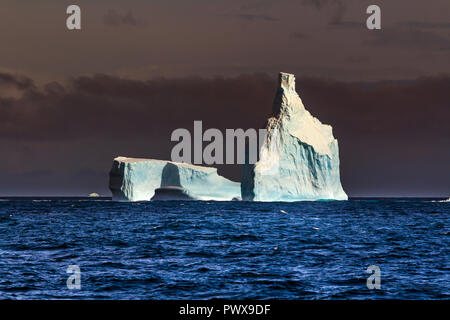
<box><xmin>432</xmin><ymin>198</ymin><xmax>450</xmax><ymax>203</ymax></box>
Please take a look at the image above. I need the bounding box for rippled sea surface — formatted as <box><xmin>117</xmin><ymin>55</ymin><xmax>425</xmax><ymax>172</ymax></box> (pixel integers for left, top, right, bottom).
<box><xmin>0</xmin><ymin>198</ymin><xmax>448</xmax><ymax>299</ymax></box>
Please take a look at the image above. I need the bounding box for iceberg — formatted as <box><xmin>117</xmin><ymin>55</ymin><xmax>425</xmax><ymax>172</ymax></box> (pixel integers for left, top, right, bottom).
<box><xmin>109</xmin><ymin>157</ymin><xmax>240</xmax><ymax>201</ymax></box>
<box><xmin>241</xmin><ymin>72</ymin><xmax>348</xmax><ymax>201</ymax></box>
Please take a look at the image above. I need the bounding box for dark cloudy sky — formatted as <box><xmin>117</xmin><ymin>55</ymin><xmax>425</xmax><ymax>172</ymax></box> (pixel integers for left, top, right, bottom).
<box><xmin>0</xmin><ymin>0</ymin><xmax>449</xmax><ymax>196</ymax></box>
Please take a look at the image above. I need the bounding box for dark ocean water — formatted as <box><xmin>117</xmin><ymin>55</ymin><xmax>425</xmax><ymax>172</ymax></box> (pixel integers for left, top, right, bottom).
<box><xmin>0</xmin><ymin>198</ymin><xmax>448</xmax><ymax>300</ymax></box>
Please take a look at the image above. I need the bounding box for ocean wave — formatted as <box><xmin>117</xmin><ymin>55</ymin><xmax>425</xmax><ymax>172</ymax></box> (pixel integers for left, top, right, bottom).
<box><xmin>432</xmin><ymin>198</ymin><xmax>450</xmax><ymax>203</ymax></box>
<box><xmin>0</xmin><ymin>199</ymin><xmax>448</xmax><ymax>299</ymax></box>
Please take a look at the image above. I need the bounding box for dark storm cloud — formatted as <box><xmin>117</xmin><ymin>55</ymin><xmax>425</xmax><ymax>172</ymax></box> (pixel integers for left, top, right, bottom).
<box><xmin>0</xmin><ymin>73</ymin><xmax>35</xmax><ymax>90</ymax></box>
<box><xmin>301</xmin><ymin>0</ymin><xmax>343</xmax><ymax>10</ymax></box>
<box><xmin>3</xmin><ymin>72</ymin><xmax>447</xmax><ymax>140</ymax></box>
<box><xmin>402</xmin><ymin>21</ymin><xmax>450</xmax><ymax>29</ymax></box>
<box><xmin>290</xmin><ymin>32</ymin><xmax>308</xmax><ymax>39</ymax></box>
<box><xmin>329</xmin><ymin>1</ymin><xmax>346</xmax><ymax>25</ymax></box>
<box><xmin>0</xmin><ymin>72</ymin><xmax>449</xmax><ymax>196</ymax></box>
<box><xmin>301</xmin><ymin>0</ymin><xmax>347</xmax><ymax>25</ymax></box>
<box><xmin>330</xmin><ymin>21</ymin><xmax>364</xmax><ymax>29</ymax></box>
<box><xmin>103</xmin><ymin>9</ymin><xmax>142</xmax><ymax>27</ymax></box>
<box><xmin>345</xmin><ymin>55</ymin><xmax>371</xmax><ymax>64</ymax></box>
<box><xmin>368</xmin><ymin>26</ymin><xmax>450</xmax><ymax>50</ymax></box>
<box><xmin>238</xmin><ymin>0</ymin><xmax>274</xmax><ymax>11</ymax></box>
<box><xmin>220</xmin><ymin>13</ymin><xmax>279</xmax><ymax>22</ymax></box>
<box><xmin>224</xmin><ymin>0</ymin><xmax>279</xmax><ymax>22</ymax></box>
<box><xmin>0</xmin><ymin>73</ymin><xmax>276</xmax><ymax>141</ymax></box>
<box><xmin>2</xmin><ymin>0</ymin><xmax>449</xmax><ymax>83</ymax></box>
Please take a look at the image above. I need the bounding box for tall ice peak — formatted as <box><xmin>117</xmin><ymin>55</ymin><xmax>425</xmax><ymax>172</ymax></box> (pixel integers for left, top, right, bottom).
<box><xmin>241</xmin><ymin>72</ymin><xmax>348</xmax><ymax>201</ymax></box>
<box><xmin>279</xmin><ymin>72</ymin><xmax>296</xmax><ymax>91</ymax></box>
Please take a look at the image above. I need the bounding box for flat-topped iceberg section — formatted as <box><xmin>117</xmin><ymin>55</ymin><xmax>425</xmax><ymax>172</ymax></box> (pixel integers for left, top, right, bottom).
<box><xmin>241</xmin><ymin>72</ymin><xmax>348</xmax><ymax>201</ymax></box>
<box><xmin>109</xmin><ymin>157</ymin><xmax>240</xmax><ymax>201</ymax></box>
